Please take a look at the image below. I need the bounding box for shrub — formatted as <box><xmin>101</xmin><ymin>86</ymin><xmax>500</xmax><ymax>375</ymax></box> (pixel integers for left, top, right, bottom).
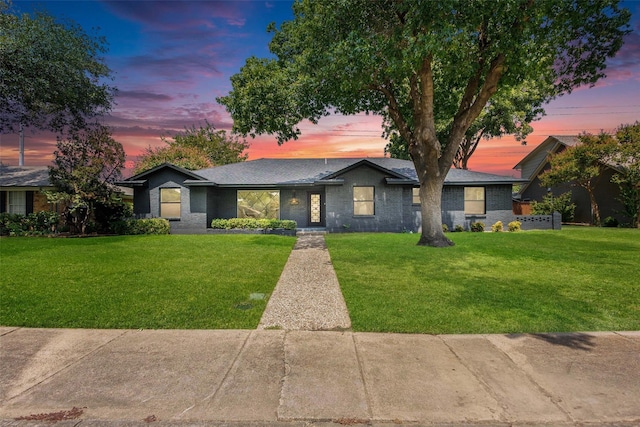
<box><xmin>603</xmin><ymin>216</ymin><xmax>619</xmax><ymax>227</ymax></box>
<box><xmin>508</xmin><ymin>220</ymin><xmax>522</xmax><ymax>232</ymax></box>
<box><xmin>454</xmin><ymin>224</ymin><xmax>464</xmax><ymax>232</ymax></box>
<box><xmin>491</xmin><ymin>221</ymin><xmax>503</xmax><ymax>232</ymax></box>
<box><xmin>112</xmin><ymin>218</ymin><xmax>170</xmax><ymax>235</ymax></box>
<box><xmin>210</xmin><ymin>218</ymin><xmax>297</xmax><ymax>230</ymax></box>
<box><xmin>470</xmin><ymin>221</ymin><xmax>485</xmax><ymax>232</ymax></box>
<box><xmin>0</xmin><ymin>211</ymin><xmax>60</xmax><ymax>236</ymax></box>
<box><xmin>531</xmin><ymin>192</ymin><xmax>576</xmax><ymax>222</ymax></box>
<box><xmin>442</xmin><ymin>224</ymin><xmax>449</xmax><ymax>233</ymax></box>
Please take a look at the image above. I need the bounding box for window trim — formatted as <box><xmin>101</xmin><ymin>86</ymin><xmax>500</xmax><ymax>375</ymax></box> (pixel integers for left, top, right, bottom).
<box><xmin>353</xmin><ymin>186</ymin><xmax>375</xmax><ymax>216</ymax></box>
<box><xmin>464</xmin><ymin>186</ymin><xmax>486</xmax><ymax>216</ymax></box>
<box><xmin>160</xmin><ymin>187</ymin><xmax>181</xmax><ymax>220</ymax></box>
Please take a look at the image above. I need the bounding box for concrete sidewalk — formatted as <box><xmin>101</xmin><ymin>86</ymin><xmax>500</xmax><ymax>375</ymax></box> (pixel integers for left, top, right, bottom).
<box><xmin>1</xmin><ymin>328</ymin><xmax>639</xmax><ymax>426</ymax></box>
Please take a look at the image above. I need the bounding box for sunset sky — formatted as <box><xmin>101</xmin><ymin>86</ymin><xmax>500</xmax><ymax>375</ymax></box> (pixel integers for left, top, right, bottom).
<box><xmin>1</xmin><ymin>0</ymin><xmax>639</xmax><ymax>176</ymax></box>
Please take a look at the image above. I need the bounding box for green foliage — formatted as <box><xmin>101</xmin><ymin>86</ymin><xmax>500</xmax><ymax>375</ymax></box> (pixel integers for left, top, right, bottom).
<box><xmin>210</xmin><ymin>218</ymin><xmax>297</xmax><ymax>230</ymax></box>
<box><xmin>491</xmin><ymin>221</ymin><xmax>503</xmax><ymax>232</ymax></box>
<box><xmin>0</xmin><ymin>211</ymin><xmax>60</xmax><ymax>236</ymax></box>
<box><xmin>218</xmin><ymin>0</ymin><xmax>629</xmax><ymax>246</ymax></box>
<box><xmin>602</xmin><ymin>216</ymin><xmax>619</xmax><ymax>228</ymax></box>
<box><xmin>507</xmin><ymin>221</ymin><xmax>522</xmax><ymax>232</ymax></box>
<box><xmin>48</xmin><ymin>124</ymin><xmax>126</xmax><ymax>234</ymax></box>
<box><xmin>470</xmin><ymin>222</ymin><xmax>485</xmax><ymax>232</ymax></box>
<box><xmin>441</xmin><ymin>224</ymin><xmax>448</xmax><ymax>233</ymax></box>
<box><xmin>0</xmin><ymin>2</ymin><xmax>114</xmax><ymax>133</ymax></box>
<box><xmin>111</xmin><ymin>218</ymin><xmax>170</xmax><ymax>235</ymax></box>
<box><xmin>134</xmin><ymin>121</ymin><xmax>249</xmax><ymax>174</ymax></box>
<box><xmin>609</xmin><ymin>122</ymin><xmax>640</xmax><ymax>228</ymax></box>
<box><xmin>454</xmin><ymin>225</ymin><xmax>464</xmax><ymax>233</ymax></box>
<box><xmin>531</xmin><ymin>192</ymin><xmax>576</xmax><ymax>222</ymax></box>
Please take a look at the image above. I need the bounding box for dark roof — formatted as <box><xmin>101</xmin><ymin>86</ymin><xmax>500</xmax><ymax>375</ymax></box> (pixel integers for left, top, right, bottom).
<box><xmin>513</xmin><ymin>135</ymin><xmax>579</xmax><ymax>170</ymax></box>
<box><xmin>0</xmin><ymin>165</ymin><xmax>51</xmax><ymax>187</ymax></box>
<box><xmin>188</xmin><ymin>158</ymin><xmax>520</xmax><ymax>186</ymax></box>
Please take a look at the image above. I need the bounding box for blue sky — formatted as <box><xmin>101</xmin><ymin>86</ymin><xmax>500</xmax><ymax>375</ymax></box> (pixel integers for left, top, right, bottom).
<box><xmin>2</xmin><ymin>0</ymin><xmax>639</xmax><ymax>175</ymax></box>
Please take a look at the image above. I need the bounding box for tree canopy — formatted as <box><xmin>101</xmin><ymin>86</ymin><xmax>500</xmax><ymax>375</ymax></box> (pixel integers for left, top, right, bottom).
<box><xmin>218</xmin><ymin>0</ymin><xmax>630</xmax><ymax>246</ymax></box>
<box><xmin>0</xmin><ymin>0</ymin><xmax>115</xmax><ymax>134</ymax></box>
<box><xmin>134</xmin><ymin>121</ymin><xmax>249</xmax><ymax>174</ymax></box>
<box><xmin>610</xmin><ymin>122</ymin><xmax>640</xmax><ymax>227</ymax></box>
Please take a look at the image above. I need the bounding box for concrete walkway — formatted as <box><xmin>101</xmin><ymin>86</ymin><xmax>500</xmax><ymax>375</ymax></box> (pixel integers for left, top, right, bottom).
<box><xmin>258</xmin><ymin>234</ymin><xmax>351</xmax><ymax>331</ymax></box>
<box><xmin>1</xmin><ymin>328</ymin><xmax>639</xmax><ymax>426</ymax></box>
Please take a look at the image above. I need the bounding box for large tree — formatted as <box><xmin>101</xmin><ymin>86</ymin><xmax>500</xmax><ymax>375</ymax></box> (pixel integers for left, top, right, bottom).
<box><xmin>385</xmin><ymin>84</ymin><xmax>546</xmax><ymax>169</ymax></box>
<box><xmin>48</xmin><ymin>124</ymin><xmax>125</xmax><ymax>234</ymax></box>
<box><xmin>134</xmin><ymin>121</ymin><xmax>249</xmax><ymax>174</ymax></box>
<box><xmin>0</xmin><ymin>0</ymin><xmax>114</xmax><ymax>134</ymax></box>
<box><xmin>218</xmin><ymin>0</ymin><xmax>630</xmax><ymax>246</ymax></box>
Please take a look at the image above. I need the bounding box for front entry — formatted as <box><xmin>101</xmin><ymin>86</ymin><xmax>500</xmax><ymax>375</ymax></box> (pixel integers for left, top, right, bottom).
<box><xmin>308</xmin><ymin>192</ymin><xmax>325</xmax><ymax>226</ymax></box>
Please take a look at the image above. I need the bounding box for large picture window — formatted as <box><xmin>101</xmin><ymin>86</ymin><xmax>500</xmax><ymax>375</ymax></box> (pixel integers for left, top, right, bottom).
<box><xmin>464</xmin><ymin>187</ymin><xmax>485</xmax><ymax>215</ymax></box>
<box><xmin>237</xmin><ymin>190</ymin><xmax>280</xmax><ymax>219</ymax></box>
<box><xmin>160</xmin><ymin>188</ymin><xmax>181</xmax><ymax>219</ymax></box>
<box><xmin>353</xmin><ymin>186</ymin><xmax>374</xmax><ymax>216</ymax></box>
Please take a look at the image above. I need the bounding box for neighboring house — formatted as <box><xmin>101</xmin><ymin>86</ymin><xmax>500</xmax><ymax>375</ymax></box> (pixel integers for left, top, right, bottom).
<box><xmin>513</xmin><ymin>135</ymin><xmax>625</xmax><ymax>223</ymax></box>
<box><xmin>0</xmin><ymin>166</ymin><xmax>54</xmax><ymax>215</ymax></box>
<box><xmin>120</xmin><ymin>158</ymin><xmax>522</xmax><ymax>233</ymax></box>
<box><xmin>0</xmin><ymin>165</ymin><xmax>133</xmax><ymax>215</ymax></box>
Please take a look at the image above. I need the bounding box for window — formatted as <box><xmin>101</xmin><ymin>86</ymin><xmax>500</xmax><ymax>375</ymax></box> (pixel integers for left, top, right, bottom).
<box><xmin>412</xmin><ymin>188</ymin><xmax>420</xmax><ymax>204</ymax></box>
<box><xmin>237</xmin><ymin>190</ymin><xmax>280</xmax><ymax>219</ymax></box>
<box><xmin>353</xmin><ymin>186</ymin><xmax>374</xmax><ymax>216</ymax></box>
<box><xmin>8</xmin><ymin>191</ymin><xmax>26</xmax><ymax>215</ymax></box>
<box><xmin>464</xmin><ymin>187</ymin><xmax>485</xmax><ymax>215</ymax></box>
<box><xmin>160</xmin><ymin>188</ymin><xmax>181</xmax><ymax>219</ymax></box>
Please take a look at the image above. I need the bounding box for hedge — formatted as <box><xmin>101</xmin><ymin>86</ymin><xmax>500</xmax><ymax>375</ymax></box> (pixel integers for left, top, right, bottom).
<box><xmin>211</xmin><ymin>218</ymin><xmax>297</xmax><ymax>230</ymax></box>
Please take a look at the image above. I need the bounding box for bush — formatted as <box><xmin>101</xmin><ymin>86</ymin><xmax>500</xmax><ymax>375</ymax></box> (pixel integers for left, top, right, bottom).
<box><xmin>0</xmin><ymin>211</ymin><xmax>60</xmax><ymax>236</ymax></box>
<box><xmin>112</xmin><ymin>218</ymin><xmax>170</xmax><ymax>235</ymax></box>
<box><xmin>210</xmin><ymin>218</ymin><xmax>297</xmax><ymax>230</ymax></box>
<box><xmin>470</xmin><ymin>221</ymin><xmax>485</xmax><ymax>232</ymax></box>
<box><xmin>602</xmin><ymin>216</ymin><xmax>619</xmax><ymax>228</ymax></box>
<box><xmin>491</xmin><ymin>221</ymin><xmax>503</xmax><ymax>232</ymax></box>
<box><xmin>508</xmin><ymin>220</ymin><xmax>522</xmax><ymax>232</ymax></box>
<box><xmin>442</xmin><ymin>224</ymin><xmax>449</xmax><ymax>233</ymax></box>
<box><xmin>454</xmin><ymin>224</ymin><xmax>464</xmax><ymax>232</ymax></box>
<box><xmin>531</xmin><ymin>192</ymin><xmax>576</xmax><ymax>222</ymax></box>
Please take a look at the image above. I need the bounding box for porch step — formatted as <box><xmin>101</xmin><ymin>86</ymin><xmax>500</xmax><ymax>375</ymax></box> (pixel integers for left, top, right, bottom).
<box><xmin>296</xmin><ymin>228</ymin><xmax>327</xmax><ymax>236</ymax></box>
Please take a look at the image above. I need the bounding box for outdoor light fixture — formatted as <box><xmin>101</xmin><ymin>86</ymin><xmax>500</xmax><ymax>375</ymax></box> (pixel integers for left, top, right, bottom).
<box><xmin>290</xmin><ymin>190</ymin><xmax>300</xmax><ymax>205</ymax></box>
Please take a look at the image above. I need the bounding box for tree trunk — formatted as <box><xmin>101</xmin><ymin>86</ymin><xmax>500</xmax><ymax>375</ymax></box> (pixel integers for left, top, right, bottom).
<box><xmin>585</xmin><ymin>185</ymin><xmax>601</xmax><ymax>226</ymax></box>
<box><xmin>413</xmin><ymin>158</ymin><xmax>454</xmax><ymax>247</ymax></box>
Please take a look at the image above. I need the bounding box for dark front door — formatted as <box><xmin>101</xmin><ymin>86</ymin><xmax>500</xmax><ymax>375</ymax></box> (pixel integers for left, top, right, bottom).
<box><xmin>308</xmin><ymin>192</ymin><xmax>325</xmax><ymax>226</ymax></box>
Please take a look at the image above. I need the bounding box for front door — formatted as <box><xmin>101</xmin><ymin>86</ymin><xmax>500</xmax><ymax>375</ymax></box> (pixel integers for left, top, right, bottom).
<box><xmin>308</xmin><ymin>192</ymin><xmax>325</xmax><ymax>226</ymax></box>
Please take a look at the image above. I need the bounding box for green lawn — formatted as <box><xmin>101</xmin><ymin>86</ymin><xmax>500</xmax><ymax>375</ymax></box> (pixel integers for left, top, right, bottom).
<box><xmin>0</xmin><ymin>235</ymin><xmax>295</xmax><ymax>329</ymax></box>
<box><xmin>326</xmin><ymin>227</ymin><xmax>640</xmax><ymax>334</ymax></box>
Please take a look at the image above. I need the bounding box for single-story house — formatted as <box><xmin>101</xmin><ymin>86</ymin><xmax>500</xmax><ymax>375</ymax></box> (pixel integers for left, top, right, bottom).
<box><xmin>0</xmin><ymin>165</ymin><xmax>133</xmax><ymax>216</ymax></box>
<box><xmin>0</xmin><ymin>166</ymin><xmax>54</xmax><ymax>215</ymax></box>
<box><xmin>513</xmin><ymin>136</ymin><xmax>625</xmax><ymax>224</ymax></box>
<box><xmin>120</xmin><ymin>158</ymin><xmax>523</xmax><ymax>233</ymax></box>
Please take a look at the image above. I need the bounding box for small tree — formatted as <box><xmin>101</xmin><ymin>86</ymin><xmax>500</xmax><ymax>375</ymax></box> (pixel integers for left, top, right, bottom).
<box><xmin>610</xmin><ymin>122</ymin><xmax>640</xmax><ymax>227</ymax></box>
<box><xmin>48</xmin><ymin>124</ymin><xmax>125</xmax><ymax>234</ymax></box>
<box><xmin>540</xmin><ymin>133</ymin><xmax>616</xmax><ymax>225</ymax></box>
<box><xmin>531</xmin><ymin>191</ymin><xmax>576</xmax><ymax>223</ymax></box>
<box><xmin>134</xmin><ymin>121</ymin><xmax>250</xmax><ymax>173</ymax></box>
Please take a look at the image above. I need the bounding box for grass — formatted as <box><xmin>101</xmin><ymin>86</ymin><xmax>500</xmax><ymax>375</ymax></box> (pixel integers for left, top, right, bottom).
<box><xmin>0</xmin><ymin>234</ymin><xmax>295</xmax><ymax>329</ymax></box>
<box><xmin>326</xmin><ymin>227</ymin><xmax>640</xmax><ymax>334</ymax></box>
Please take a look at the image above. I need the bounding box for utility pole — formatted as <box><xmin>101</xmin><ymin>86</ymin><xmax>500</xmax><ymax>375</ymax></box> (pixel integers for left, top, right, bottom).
<box><xmin>19</xmin><ymin>124</ymin><xmax>25</xmax><ymax>166</ymax></box>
